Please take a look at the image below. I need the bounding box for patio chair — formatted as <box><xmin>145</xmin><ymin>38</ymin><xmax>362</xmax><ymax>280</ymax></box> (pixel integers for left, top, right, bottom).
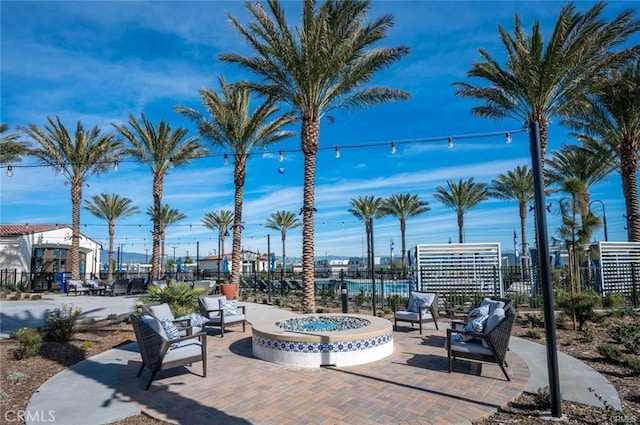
<box><xmin>130</xmin><ymin>315</ymin><xmax>207</xmax><ymax>390</ymax></box>
<box><xmin>394</xmin><ymin>291</ymin><xmax>439</xmax><ymax>334</ymax></box>
<box><xmin>142</xmin><ymin>303</ymin><xmax>201</xmax><ymax>336</ymax></box>
<box><xmin>66</xmin><ymin>280</ymin><xmax>90</xmax><ymax>296</ymax></box>
<box><xmin>192</xmin><ymin>280</ymin><xmax>215</xmax><ymax>295</ymax></box>
<box><xmin>128</xmin><ymin>278</ymin><xmax>147</xmax><ymax>295</ymax></box>
<box><xmin>105</xmin><ymin>279</ymin><xmax>129</xmax><ymax>296</ymax></box>
<box><xmin>198</xmin><ymin>295</ymin><xmax>246</xmax><ymax>337</ymax></box>
<box><xmin>446</xmin><ymin>302</ymin><xmax>516</xmax><ymax>381</ymax></box>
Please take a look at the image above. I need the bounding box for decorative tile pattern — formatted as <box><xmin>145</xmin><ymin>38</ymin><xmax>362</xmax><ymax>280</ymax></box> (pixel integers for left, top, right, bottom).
<box><xmin>253</xmin><ymin>332</ymin><xmax>393</xmax><ymax>354</ymax></box>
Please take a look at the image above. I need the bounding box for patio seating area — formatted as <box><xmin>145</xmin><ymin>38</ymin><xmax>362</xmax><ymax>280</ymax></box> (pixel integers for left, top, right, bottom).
<box><xmin>119</xmin><ymin>319</ymin><xmax>528</xmax><ymax>424</ymax></box>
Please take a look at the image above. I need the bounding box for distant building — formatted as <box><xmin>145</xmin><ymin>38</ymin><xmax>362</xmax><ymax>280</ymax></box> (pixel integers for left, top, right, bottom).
<box><xmin>0</xmin><ymin>224</ymin><xmax>101</xmax><ymax>291</ymax></box>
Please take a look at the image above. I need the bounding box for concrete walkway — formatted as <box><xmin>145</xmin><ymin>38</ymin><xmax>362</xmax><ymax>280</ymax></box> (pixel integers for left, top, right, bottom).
<box><xmin>0</xmin><ymin>297</ymin><xmax>621</xmax><ymax>424</ymax></box>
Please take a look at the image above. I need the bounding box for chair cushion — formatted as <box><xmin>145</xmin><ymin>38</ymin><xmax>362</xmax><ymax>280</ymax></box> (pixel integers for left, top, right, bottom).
<box><xmin>449</xmin><ymin>338</ymin><xmax>492</xmax><ymax>356</ymax></box>
<box><xmin>202</xmin><ymin>296</ymin><xmax>224</xmax><ymax>315</ymax></box>
<box><xmin>176</xmin><ymin>312</ymin><xmax>208</xmax><ymax>328</ymax></box>
<box><xmin>164</xmin><ymin>341</ymin><xmax>202</xmax><ymax>361</ymax></box>
<box><xmin>160</xmin><ymin>318</ymin><xmax>182</xmax><ymax>340</ymax></box>
<box><xmin>148</xmin><ymin>304</ymin><xmax>174</xmax><ymax>322</ymax></box>
<box><xmin>468</xmin><ymin>304</ymin><xmax>490</xmax><ymax>319</ymax></box>
<box><xmin>394</xmin><ymin>311</ymin><xmax>432</xmax><ymax>321</ymax></box>
<box><xmin>408</xmin><ymin>292</ymin><xmax>435</xmax><ymax>313</ymax></box>
<box><xmin>141</xmin><ymin>315</ymin><xmax>168</xmax><ymax>340</ymax></box>
<box><xmin>455</xmin><ymin>314</ymin><xmax>488</xmax><ymax>342</ymax></box>
<box><xmin>484</xmin><ymin>307</ymin><xmax>506</xmax><ymax>335</ymax></box>
<box><xmin>480</xmin><ymin>298</ymin><xmax>505</xmax><ymax>315</ymax></box>
<box><xmin>219</xmin><ymin>299</ymin><xmax>240</xmax><ymax>316</ymax></box>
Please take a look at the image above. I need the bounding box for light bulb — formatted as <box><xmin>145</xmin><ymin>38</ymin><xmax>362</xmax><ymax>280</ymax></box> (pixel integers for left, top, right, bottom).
<box><xmin>6</xmin><ymin>165</ymin><xmax>13</xmax><ymax>177</ymax></box>
<box><xmin>448</xmin><ymin>137</ymin><xmax>454</xmax><ymax>149</ymax></box>
<box><xmin>224</xmin><ymin>153</ymin><xmax>229</xmax><ymax>166</ymax></box>
<box><xmin>279</xmin><ymin>150</ymin><xmax>284</xmax><ymax>162</ymax></box>
<box><xmin>391</xmin><ymin>142</ymin><xmax>396</xmax><ymax>154</ymax></box>
<box><xmin>505</xmin><ymin>132</ymin><xmax>512</xmax><ymax>144</ymax></box>
<box><xmin>113</xmin><ymin>160</ymin><xmax>119</xmax><ymax>172</ymax></box>
<box><xmin>335</xmin><ymin>146</ymin><xmax>340</xmax><ymax>159</ymax></box>
<box><xmin>59</xmin><ymin>163</ymin><xmax>64</xmax><ymax>174</ymax></box>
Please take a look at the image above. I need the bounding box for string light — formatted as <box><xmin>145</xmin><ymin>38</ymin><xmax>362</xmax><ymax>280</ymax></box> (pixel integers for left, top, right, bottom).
<box><xmin>279</xmin><ymin>150</ymin><xmax>284</xmax><ymax>162</ymax></box>
<box><xmin>6</xmin><ymin>165</ymin><xmax>13</xmax><ymax>177</ymax></box>
<box><xmin>391</xmin><ymin>142</ymin><xmax>396</xmax><ymax>154</ymax></box>
<box><xmin>169</xmin><ymin>157</ymin><xmax>174</xmax><ymax>168</ymax></box>
<box><xmin>0</xmin><ymin>127</ymin><xmax>527</xmax><ymax>173</ymax></box>
<box><xmin>223</xmin><ymin>153</ymin><xmax>229</xmax><ymax>166</ymax></box>
<box><xmin>113</xmin><ymin>158</ymin><xmax>119</xmax><ymax>172</ymax></box>
<box><xmin>335</xmin><ymin>146</ymin><xmax>340</xmax><ymax>159</ymax></box>
<box><xmin>505</xmin><ymin>132</ymin><xmax>512</xmax><ymax>144</ymax></box>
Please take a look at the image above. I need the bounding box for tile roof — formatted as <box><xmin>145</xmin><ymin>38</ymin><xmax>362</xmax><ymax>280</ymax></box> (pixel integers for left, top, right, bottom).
<box><xmin>0</xmin><ymin>224</ymin><xmax>68</xmax><ymax>237</ymax></box>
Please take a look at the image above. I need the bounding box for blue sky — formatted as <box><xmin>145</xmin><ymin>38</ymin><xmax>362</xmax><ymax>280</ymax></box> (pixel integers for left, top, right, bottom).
<box><xmin>0</xmin><ymin>1</ymin><xmax>635</xmax><ymax>261</ymax></box>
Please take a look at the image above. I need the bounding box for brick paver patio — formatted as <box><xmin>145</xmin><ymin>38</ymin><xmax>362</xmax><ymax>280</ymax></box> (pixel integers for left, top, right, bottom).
<box><xmin>117</xmin><ymin>325</ymin><xmax>528</xmax><ymax>424</ymax></box>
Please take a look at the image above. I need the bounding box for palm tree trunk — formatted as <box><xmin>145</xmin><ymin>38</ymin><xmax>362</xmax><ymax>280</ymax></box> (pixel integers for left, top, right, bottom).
<box><xmin>231</xmin><ymin>156</ymin><xmax>247</xmax><ymax>293</ymax></box>
<box><xmin>301</xmin><ymin>117</ymin><xmax>319</xmax><ymax>312</ymax></box>
<box><xmin>151</xmin><ymin>172</ymin><xmax>163</xmax><ymax>280</ymax></box>
<box><xmin>70</xmin><ymin>180</ymin><xmax>82</xmax><ymax>280</ymax></box>
<box><xmin>519</xmin><ymin>202</ymin><xmax>529</xmax><ymax>272</ymax></box>
<box><xmin>457</xmin><ymin>211</ymin><xmax>464</xmax><ymax>243</ymax></box>
<box><xmin>400</xmin><ymin>218</ymin><xmax>407</xmax><ymax>271</ymax></box>
<box><xmin>621</xmin><ymin>137</ymin><xmax>640</xmax><ymax>242</ymax></box>
<box><xmin>108</xmin><ymin>222</ymin><xmax>115</xmax><ymax>281</ymax></box>
<box><xmin>281</xmin><ymin>233</ymin><xmax>286</xmax><ymax>280</ymax></box>
<box><xmin>160</xmin><ymin>233</ymin><xmax>166</xmax><ymax>277</ymax></box>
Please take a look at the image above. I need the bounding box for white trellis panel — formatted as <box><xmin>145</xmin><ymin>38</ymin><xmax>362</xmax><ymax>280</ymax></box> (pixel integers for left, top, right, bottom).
<box><xmin>598</xmin><ymin>241</ymin><xmax>640</xmax><ymax>299</ymax></box>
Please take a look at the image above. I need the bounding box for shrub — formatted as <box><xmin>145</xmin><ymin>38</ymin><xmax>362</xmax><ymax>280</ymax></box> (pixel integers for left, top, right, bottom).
<box><xmin>142</xmin><ymin>282</ymin><xmax>204</xmax><ymax>318</ymax></box>
<box><xmin>107</xmin><ymin>313</ymin><xmax>119</xmax><ymax>321</ymax></box>
<box><xmin>523</xmin><ymin>313</ymin><xmax>544</xmax><ymax>329</ymax></box>
<box><xmin>30</xmin><ymin>294</ymin><xmax>42</xmax><ymax>300</ymax></box>
<box><xmin>597</xmin><ymin>344</ymin><xmax>623</xmax><ymax>361</ymax></box>
<box><xmin>624</xmin><ymin>336</ymin><xmax>640</xmax><ymax>355</ymax></box>
<box><xmin>533</xmin><ymin>387</ymin><xmax>551</xmax><ymax>407</ymax></box>
<box><xmin>81</xmin><ymin>341</ymin><xmax>93</xmax><ymax>350</ymax></box>
<box><xmin>603</xmin><ymin>292</ymin><xmax>627</xmax><ymax>308</ymax></box>
<box><xmin>82</xmin><ymin>317</ymin><xmax>96</xmax><ymax>325</ymax></box>
<box><xmin>582</xmin><ymin>328</ymin><xmax>595</xmax><ymax>343</ymax></box>
<box><xmin>9</xmin><ymin>294</ymin><xmax>21</xmax><ymax>301</ymax></box>
<box><xmin>41</xmin><ymin>305</ymin><xmax>81</xmax><ymax>341</ymax></box>
<box><xmin>556</xmin><ymin>290</ymin><xmax>599</xmax><ymax>331</ymax></box>
<box><xmin>623</xmin><ymin>357</ymin><xmax>640</xmax><ymax>375</ymax></box>
<box><xmin>525</xmin><ymin>329</ymin><xmax>543</xmax><ymax>339</ymax></box>
<box><xmin>7</xmin><ymin>371</ymin><xmax>28</xmax><ymax>383</ymax></box>
<box><xmin>555</xmin><ymin>313</ymin><xmax>569</xmax><ymax>329</ymax></box>
<box><xmin>11</xmin><ymin>327</ymin><xmax>43</xmax><ymax>360</ymax></box>
<box><xmin>609</xmin><ymin>323</ymin><xmax>639</xmax><ymax>345</ymax></box>
<box><xmin>385</xmin><ymin>294</ymin><xmax>408</xmax><ymax>311</ymax></box>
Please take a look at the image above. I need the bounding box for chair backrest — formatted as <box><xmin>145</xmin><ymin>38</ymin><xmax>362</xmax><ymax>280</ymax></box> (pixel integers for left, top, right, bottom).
<box><xmin>407</xmin><ymin>291</ymin><xmax>438</xmax><ymax>313</ymax></box>
<box><xmin>145</xmin><ymin>303</ymin><xmax>175</xmax><ymax>322</ymax></box>
<box><xmin>198</xmin><ymin>295</ymin><xmax>225</xmax><ymax>318</ymax></box>
<box><xmin>131</xmin><ymin>315</ymin><xmax>166</xmax><ymax>371</ymax></box>
<box><xmin>485</xmin><ymin>305</ymin><xmax>516</xmax><ymax>362</ymax></box>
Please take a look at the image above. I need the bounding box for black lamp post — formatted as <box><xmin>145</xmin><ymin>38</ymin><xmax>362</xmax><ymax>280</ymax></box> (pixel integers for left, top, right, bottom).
<box><xmin>528</xmin><ymin>122</ymin><xmax>562</xmax><ymax>417</ymax></box>
<box><xmin>589</xmin><ymin>200</ymin><xmax>608</xmax><ymax>242</ymax></box>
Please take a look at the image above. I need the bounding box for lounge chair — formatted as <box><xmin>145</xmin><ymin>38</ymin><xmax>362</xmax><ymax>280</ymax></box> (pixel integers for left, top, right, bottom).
<box><xmin>105</xmin><ymin>279</ymin><xmax>129</xmax><ymax>296</ymax></box>
<box><xmin>192</xmin><ymin>280</ymin><xmax>215</xmax><ymax>295</ymax></box>
<box><xmin>128</xmin><ymin>278</ymin><xmax>147</xmax><ymax>295</ymax></box>
<box><xmin>198</xmin><ymin>295</ymin><xmax>246</xmax><ymax>337</ymax></box>
<box><xmin>394</xmin><ymin>291</ymin><xmax>439</xmax><ymax>334</ymax></box>
<box><xmin>130</xmin><ymin>314</ymin><xmax>207</xmax><ymax>390</ymax></box>
<box><xmin>446</xmin><ymin>300</ymin><xmax>516</xmax><ymax>381</ymax></box>
<box><xmin>66</xmin><ymin>280</ymin><xmax>90</xmax><ymax>296</ymax></box>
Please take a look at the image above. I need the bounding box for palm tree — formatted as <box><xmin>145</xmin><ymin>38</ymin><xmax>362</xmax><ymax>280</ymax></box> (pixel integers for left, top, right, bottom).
<box><xmin>265</xmin><ymin>211</ymin><xmax>302</xmax><ymax>278</ymax></box>
<box><xmin>379</xmin><ymin>193</ymin><xmax>430</xmax><ymax>270</ymax></box>
<box><xmin>0</xmin><ymin>123</ymin><xmax>28</xmax><ymax>165</ymax></box>
<box><xmin>202</xmin><ymin>210</ymin><xmax>234</xmax><ymax>277</ymax></box>
<box><xmin>147</xmin><ymin>204</ymin><xmax>186</xmax><ymax>276</ymax></box>
<box><xmin>114</xmin><ymin>114</ymin><xmax>208</xmax><ymax>279</ymax></box>
<box><xmin>434</xmin><ymin>178</ymin><xmax>489</xmax><ymax>243</ymax></box>
<box><xmin>490</xmin><ymin>166</ymin><xmax>535</xmax><ymax>258</ymax></box>
<box><xmin>454</xmin><ymin>2</ymin><xmax>639</xmax><ymax>161</ymax></box>
<box><xmin>176</xmin><ymin>76</ymin><xmax>294</xmax><ymax>293</ymax></box>
<box><xmin>221</xmin><ymin>0</ymin><xmax>410</xmax><ymax>311</ymax></box>
<box><xmin>348</xmin><ymin>195</ymin><xmax>384</xmax><ymax>275</ymax></box>
<box><xmin>546</xmin><ymin>144</ymin><xmax>614</xmax><ymax>234</ymax></box>
<box><xmin>84</xmin><ymin>193</ymin><xmax>139</xmax><ymax>281</ymax></box>
<box><xmin>567</xmin><ymin>60</ymin><xmax>640</xmax><ymax>241</ymax></box>
<box><xmin>22</xmin><ymin>116</ymin><xmax>122</xmax><ymax>280</ymax></box>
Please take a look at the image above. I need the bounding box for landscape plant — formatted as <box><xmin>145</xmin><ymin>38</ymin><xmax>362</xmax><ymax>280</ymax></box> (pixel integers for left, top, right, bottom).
<box><xmin>41</xmin><ymin>305</ymin><xmax>82</xmax><ymax>342</ymax></box>
<box><xmin>142</xmin><ymin>281</ymin><xmax>204</xmax><ymax>318</ymax></box>
<box><xmin>10</xmin><ymin>327</ymin><xmax>43</xmax><ymax>360</ymax></box>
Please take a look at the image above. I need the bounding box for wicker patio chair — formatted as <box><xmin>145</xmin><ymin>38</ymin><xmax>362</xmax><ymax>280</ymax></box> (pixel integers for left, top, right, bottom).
<box><xmin>198</xmin><ymin>295</ymin><xmax>246</xmax><ymax>337</ymax></box>
<box><xmin>394</xmin><ymin>291</ymin><xmax>439</xmax><ymax>334</ymax></box>
<box><xmin>131</xmin><ymin>315</ymin><xmax>207</xmax><ymax>390</ymax></box>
